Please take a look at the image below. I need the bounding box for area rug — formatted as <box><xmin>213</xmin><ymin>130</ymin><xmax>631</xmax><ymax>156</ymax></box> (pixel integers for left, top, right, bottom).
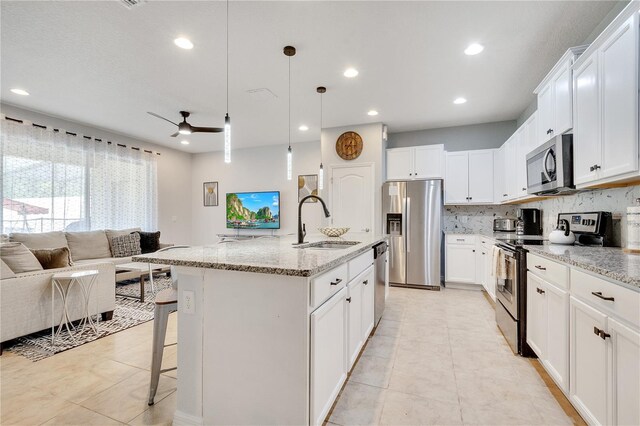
<box><xmin>5</xmin><ymin>276</ymin><xmax>173</xmax><ymax>362</ymax></box>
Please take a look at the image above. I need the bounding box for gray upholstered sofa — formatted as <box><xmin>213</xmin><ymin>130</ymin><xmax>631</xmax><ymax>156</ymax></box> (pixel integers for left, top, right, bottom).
<box><xmin>0</xmin><ymin>228</ymin><xmax>159</xmax><ymax>351</ymax></box>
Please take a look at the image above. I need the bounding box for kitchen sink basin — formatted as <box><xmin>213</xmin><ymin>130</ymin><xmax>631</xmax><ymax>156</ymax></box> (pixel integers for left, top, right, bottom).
<box><xmin>295</xmin><ymin>241</ymin><xmax>360</xmax><ymax>250</ymax></box>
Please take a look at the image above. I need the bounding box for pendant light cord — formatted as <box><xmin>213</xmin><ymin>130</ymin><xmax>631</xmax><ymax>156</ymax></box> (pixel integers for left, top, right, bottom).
<box><xmin>226</xmin><ymin>0</ymin><xmax>229</xmax><ymax>113</ymax></box>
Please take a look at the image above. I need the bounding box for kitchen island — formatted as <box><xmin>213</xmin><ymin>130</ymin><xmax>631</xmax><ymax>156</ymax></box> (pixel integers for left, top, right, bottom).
<box><xmin>133</xmin><ymin>233</ymin><xmax>387</xmax><ymax>426</ymax></box>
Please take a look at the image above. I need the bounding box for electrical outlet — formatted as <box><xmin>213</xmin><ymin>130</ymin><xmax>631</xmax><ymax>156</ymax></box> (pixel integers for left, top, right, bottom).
<box><xmin>183</xmin><ymin>290</ymin><xmax>195</xmax><ymax>314</ymax></box>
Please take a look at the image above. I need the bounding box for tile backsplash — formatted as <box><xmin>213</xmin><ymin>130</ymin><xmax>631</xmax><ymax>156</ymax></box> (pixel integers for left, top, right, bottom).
<box><xmin>444</xmin><ymin>184</ymin><xmax>640</xmax><ymax>247</ymax></box>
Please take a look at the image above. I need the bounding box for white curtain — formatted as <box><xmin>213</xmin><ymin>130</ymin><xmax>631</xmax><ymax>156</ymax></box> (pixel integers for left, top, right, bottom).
<box><xmin>1</xmin><ymin>118</ymin><xmax>158</xmax><ymax>234</ymax></box>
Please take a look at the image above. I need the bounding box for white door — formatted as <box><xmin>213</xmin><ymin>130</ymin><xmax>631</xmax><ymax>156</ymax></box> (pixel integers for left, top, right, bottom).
<box><xmin>573</xmin><ymin>53</ymin><xmax>601</xmax><ymax>185</ymax></box>
<box><xmin>468</xmin><ymin>150</ymin><xmax>494</xmax><ymax>204</ymax></box>
<box><xmin>445</xmin><ymin>244</ymin><xmax>476</xmax><ymax>284</ymax></box>
<box><xmin>330</xmin><ymin>164</ymin><xmax>373</xmax><ymax>233</ymax></box>
<box><xmin>346</xmin><ymin>278</ymin><xmax>363</xmax><ymax>369</ymax></box>
<box><xmin>526</xmin><ymin>272</ymin><xmax>547</xmax><ymax>358</ymax></box>
<box><xmin>537</xmin><ymin>82</ymin><xmax>555</xmax><ymax>144</ymax></box>
<box><xmin>600</xmin><ymin>14</ymin><xmax>639</xmax><ymax>180</ymax></box>
<box><xmin>310</xmin><ymin>288</ymin><xmax>347</xmax><ymax>426</ymax></box>
<box><xmin>553</xmin><ymin>63</ymin><xmax>573</xmax><ymax>136</ymax></box>
<box><xmin>570</xmin><ymin>296</ymin><xmax>608</xmax><ymax>426</ymax></box>
<box><xmin>444</xmin><ymin>152</ymin><xmax>469</xmax><ymax>204</ymax></box>
<box><xmin>360</xmin><ymin>266</ymin><xmax>375</xmax><ymax>339</ymax></box>
<box><xmin>608</xmin><ymin>317</ymin><xmax>640</xmax><ymax>426</ymax></box>
<box><xmin>544</xmin><ymin>281</ymin><xmax>569</xmax><ymax>393</ymax></box>
<box><xmin>413</xmin><ymin>145</ymin><xmax>444</xmax><ymax>179</ymax></box>
<box><xmin>386</xmin><ymin>148</ymin><xmax>413</xmax><ymax>180</ymax></box>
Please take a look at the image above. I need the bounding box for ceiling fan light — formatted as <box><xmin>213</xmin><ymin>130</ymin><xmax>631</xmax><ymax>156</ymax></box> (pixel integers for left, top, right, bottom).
<box><xmin>178</xmin><ymin>129</ymin><xmax>191</xmax><ymax>135</ymax></box>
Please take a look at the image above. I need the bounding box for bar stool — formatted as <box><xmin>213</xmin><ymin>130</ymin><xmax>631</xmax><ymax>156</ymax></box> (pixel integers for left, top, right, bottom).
<box><xmin>148</xmin><ymin>246</ymin><xmax>187</xmax><ymax>406</ymax></box>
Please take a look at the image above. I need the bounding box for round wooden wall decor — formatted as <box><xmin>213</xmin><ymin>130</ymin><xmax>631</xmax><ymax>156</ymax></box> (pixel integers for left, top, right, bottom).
<box><xmin>335</xmin><ymin>131</ymin><xmax>364</xmax><ymax>160</ymax></box>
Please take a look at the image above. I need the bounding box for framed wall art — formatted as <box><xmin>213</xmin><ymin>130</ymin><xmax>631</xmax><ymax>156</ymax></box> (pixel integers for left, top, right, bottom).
<box><xmin>298</xmin><ymin>174</ymin><xmax>318</xmax><ymax>203</ymax></box>
<box><xmin>203</xmin><ymin>182</ymin><xmax>219</xmax><ymax>206</ymax></box>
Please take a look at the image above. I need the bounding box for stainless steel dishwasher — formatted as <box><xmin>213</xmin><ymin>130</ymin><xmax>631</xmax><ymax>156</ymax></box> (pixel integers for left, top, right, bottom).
<box><xmin>373</xmin><ymin>241</ymin><xmax>387</xmax><ymax>326</ymax></box>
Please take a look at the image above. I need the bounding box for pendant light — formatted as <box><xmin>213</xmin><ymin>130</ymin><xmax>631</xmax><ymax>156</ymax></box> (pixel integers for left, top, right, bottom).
<box><xmin>317</xmin><ymin>86</ymin><xmax>326</xmax><ymax>190</ymax></box>
<box><xmin>224</xmin><ymin>0</ymin><xmax>231</xmax><ymax>163</ymax></box>
<box><xmin>284</xmin><ymin>46</ymin><xmax>296</xmax><ymax>180</ymax></box>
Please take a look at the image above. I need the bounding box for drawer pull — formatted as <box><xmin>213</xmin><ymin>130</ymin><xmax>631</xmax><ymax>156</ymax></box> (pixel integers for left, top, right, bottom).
<box><xmin>363</xmin><ymin>279</ymin><xmax>369</xmax><ymax>285</ymax></box>
<box><xmin>330</xmin><ymin>278</ymin><xmax>343</xmax><ymax>286</ymax></box>
<box><xmin>535</xmin><ymin>265</ymin><xmax>546</xmax><ymax>271</ymax></box>
<box><xmin>346</xmin><ymin>297</ymin><xmax>352</xmax><ymax>303</ymax></box>
<box><xmin>536</xmin><ymin>287</ymin><xmax>545</xmax><ymax>294</ymax></box>
<box><xmin>591</xmin><ymin>291</ymin><xmax>614</xmax><ymax>302</ymax></box>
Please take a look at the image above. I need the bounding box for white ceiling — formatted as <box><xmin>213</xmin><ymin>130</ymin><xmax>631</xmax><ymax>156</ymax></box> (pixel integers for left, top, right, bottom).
<box><xmin>1</xmin><ymin>1</ymin><xmax>616</xmax><ymax>153</ymax></box>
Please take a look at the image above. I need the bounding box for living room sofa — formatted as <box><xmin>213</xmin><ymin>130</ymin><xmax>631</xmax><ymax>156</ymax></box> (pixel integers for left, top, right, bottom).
<box><xmin>0</xmin><ymin>228</ymin><xmax>162</xmax><ymax>351</ymax></box>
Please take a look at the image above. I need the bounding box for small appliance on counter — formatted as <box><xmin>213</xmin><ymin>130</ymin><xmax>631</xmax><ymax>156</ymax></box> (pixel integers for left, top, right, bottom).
<box><xmin>493</xmin><ymin>218</ymin><xmax>517</xmax><ymax>233</ymax></box>
<box><xmin>626</xmin><ymin>199</ymin><xmax>640</xmax><ymax>254</ymax></box>
<box><xmin>516</xmin><ymin>208</ymin><xmax>542</xmax><ymax>236</ymax></box>
<box><xmin>553</xmin><ymin>211</ymin><xmax>613</xmax><ymax>246</ymax></box>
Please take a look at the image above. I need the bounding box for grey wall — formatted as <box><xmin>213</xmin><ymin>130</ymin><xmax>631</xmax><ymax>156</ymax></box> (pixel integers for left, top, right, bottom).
<box><xmin>387</xmin><ymin>120</ymin><xmax>516</xmax><ymax>152</ymax></box>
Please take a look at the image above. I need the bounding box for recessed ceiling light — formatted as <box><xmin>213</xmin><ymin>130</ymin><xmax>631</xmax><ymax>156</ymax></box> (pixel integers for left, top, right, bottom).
<box><xmin>180</xmin><ymin>140</ymin><xmax>190</xmax><ymax>145</ymax></box>
<box><xmin>174</xmin><ymin>37</ymin><xmax>194</xmax><ymax>50</ymax></box>
<box><xmin>453</xmin><ymin>97</ymin><xmax>467</xmax><ymax>105</ymax></box>
<box><xmin>298</xmin><ymin>125</ymin><xmax>309</xmax><ymax>131</ymax></box>
<box><xmin>343</xmin><ymin>68</ymin><xmax>359</xmax><ymax>78</ymax></box>
<box><xmin>10</xmin><ymin>88</ymin><xmax>29</xmax><ymax>96</ymax></box>
<box><xmin>367</xmin><ymin>110</ymin><xmax>379</xmax><ymax>116</ymax></box>
<box><xmin>464</xmin><ymin>43</ymin><xmax>484</xmax><ymax>56</ymax></box>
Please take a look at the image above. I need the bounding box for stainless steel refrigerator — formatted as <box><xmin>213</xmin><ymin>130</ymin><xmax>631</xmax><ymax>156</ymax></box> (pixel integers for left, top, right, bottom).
<box><xmin>382</xmin><ymin>179</ymin><xmax>443</xmax><ymax>289</ymax></box>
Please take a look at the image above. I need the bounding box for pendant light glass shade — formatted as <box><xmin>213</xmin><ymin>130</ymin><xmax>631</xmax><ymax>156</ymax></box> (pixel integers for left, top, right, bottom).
<box><xmin>317</xmin><ymin>86</ymin><xmax>326</xmax><ymax>190</ymax></box>
<box><xmin>224</xmin><ymin>113</ymin><xmax>231</xmax><ymax>163</ymax></box>
<box><xmin>318</xmin><ymin>162</ymin><xmax>324</xmax><ymax>190</ymax></box>
<box><xmin>287</xmin><ymin>146</ymin><xmax>293</xmax><ymax>180</ymax></box>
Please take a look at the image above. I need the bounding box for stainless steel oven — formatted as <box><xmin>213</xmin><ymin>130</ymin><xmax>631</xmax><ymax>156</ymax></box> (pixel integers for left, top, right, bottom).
<box><xmin>526</xmin><ymin>134</ymin><xmax>575</xmax><ymax>195</ymax></box>
<box><xmin>495</xmin><ymin>244</ymin><xmax>518</xmax><ymax>320</ymax></box>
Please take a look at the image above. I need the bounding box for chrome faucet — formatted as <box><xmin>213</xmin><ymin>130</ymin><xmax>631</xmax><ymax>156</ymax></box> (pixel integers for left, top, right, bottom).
<box><xmin>297</xmin><ymin>195</ymin><xmax>331</xmax><ymax>244</ymax></box>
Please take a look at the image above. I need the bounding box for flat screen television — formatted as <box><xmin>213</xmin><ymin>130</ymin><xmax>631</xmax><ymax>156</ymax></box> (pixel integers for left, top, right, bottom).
<box><xmin>226</xmin><ymin>191</ymin><xmax>280</xmax><ymax>229</ymax></box>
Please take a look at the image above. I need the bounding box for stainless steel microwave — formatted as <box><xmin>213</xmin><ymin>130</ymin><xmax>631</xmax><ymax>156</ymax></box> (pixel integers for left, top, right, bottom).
<box><xmin>526</xmin><ymin>134</ymin><xmax>575</xmax><ymax>195</ymax></box>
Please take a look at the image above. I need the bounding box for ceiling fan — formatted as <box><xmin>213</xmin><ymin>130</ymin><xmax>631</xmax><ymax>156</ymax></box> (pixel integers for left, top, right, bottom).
<box><xmin>147</xmin><ymin>111</ymin><xmax>224</xmax><ymax>137</ymax></box>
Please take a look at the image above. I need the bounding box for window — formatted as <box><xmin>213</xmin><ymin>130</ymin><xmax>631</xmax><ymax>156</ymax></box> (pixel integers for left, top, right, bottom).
<box><xmin>1</xmin><ymin>118</ymin><xmax>157</xmax><ymax>234</ymax></box>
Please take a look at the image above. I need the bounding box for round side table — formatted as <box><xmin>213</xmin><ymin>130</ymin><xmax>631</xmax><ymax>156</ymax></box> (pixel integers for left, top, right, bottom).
<box><xmin>51</xmin><ymin>270</ymin><xmax>100</xmax><ymax>347</ymax></box>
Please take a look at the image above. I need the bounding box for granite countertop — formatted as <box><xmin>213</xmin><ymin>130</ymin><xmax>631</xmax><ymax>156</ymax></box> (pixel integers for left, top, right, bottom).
<box><xmin>132</xmin><ymin>233</ymin><xmax>387</xmax><ymax>278</ymax></box>
<box><xmin>522</xmin><ymin>243</ymin><xmax>640</xmax><ymax>290</ymax></box>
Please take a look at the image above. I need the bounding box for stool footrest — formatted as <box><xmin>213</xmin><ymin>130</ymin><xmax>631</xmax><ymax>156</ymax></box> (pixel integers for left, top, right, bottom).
<box><xmin>160</xmin><ymin>367</ymin><xmax>177</xmax><ymax>374</ymax></box>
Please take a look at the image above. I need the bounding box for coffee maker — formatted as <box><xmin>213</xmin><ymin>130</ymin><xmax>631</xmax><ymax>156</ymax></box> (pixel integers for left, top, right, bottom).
<box><xmin>516</xmin><ymin>208</ymin><xmax>542</xmax><ymax>236</ymax></box>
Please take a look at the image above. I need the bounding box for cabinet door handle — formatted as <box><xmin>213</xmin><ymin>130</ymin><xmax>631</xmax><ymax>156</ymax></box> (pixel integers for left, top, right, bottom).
<box><xmin>593</xmin><ymin>326</ymin><xmax>602</xmax><ymax>336</ymax></box>
<box><xmin>503</xmin><ymin>194</ymin><xmax>508</xmax><ymax>197</ymax></box>
<box><xmin>346</xmin><ymin>297</ymin><xmax>352</xmax><ymax>303</ymax></box>
<box><xmin>522</xmin><ymin>187</ymin><xmax>526</xmax><ymax>191</ymax></box>
<box><xmin>590</xmin><ymin>165</ymin><xmax>596</xmax><ymax>172</ymax></box>
<box><xmin>536</xmin><ymin>287</ymin><xmax>545</xmax><ymax>294</ymax></box>
<box><xmin>363</xmin><ymin>279</ymin><xmax>368</xmax><ymax>285</ymax></box>
<box><xmin>591</xmin><ymin>291</ymin><xmax>614</xmax><ymax>302</ymax></box>
<box><xmin>535</xmin><ymin>265</ymin><xmax>546</xmax><ymax>271</ymax></box>
<box><xmin>330</xmin><ymin>278</ymin><xmax>342</xmax><ymax>286</ymax></box>
<box><xmin>594</xmin><ymin>164</ymin><xmax>601</xmax><ymax>170</ymax></box>
<box><xmin>472</xmin><ymin>249</ymin><xmax>476</xmax><ymax>253</ymax></box>
<box><xmin>600</xmin><ymin>330</ymin><xmax>611</xmax><ymax>340</ymax></box>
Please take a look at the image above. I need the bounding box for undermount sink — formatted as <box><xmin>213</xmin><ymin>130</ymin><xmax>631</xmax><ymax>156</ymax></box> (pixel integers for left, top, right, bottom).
<box><xmin>295</xmin><ymin>240</ymin><xmax>360</xmax><ymax>250</ymax></box>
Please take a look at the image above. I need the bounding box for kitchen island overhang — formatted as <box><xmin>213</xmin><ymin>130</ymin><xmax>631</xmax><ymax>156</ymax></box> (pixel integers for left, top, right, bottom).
<box><xmin>132</xmin><ymin>234</ymin><xmax>388</xmax><ymax>426</ymax></box>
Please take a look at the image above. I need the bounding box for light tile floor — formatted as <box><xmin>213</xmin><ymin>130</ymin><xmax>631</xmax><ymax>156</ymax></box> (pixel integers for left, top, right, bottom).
<box><xmin>1</xmin><ymin>287</ymin><xmax>583</xmax><ymax>425</ymax></box>
<box><xmin>327</xmin><ymin>287</ymin><xmax>584</xmax><ymax>426</ymax></box>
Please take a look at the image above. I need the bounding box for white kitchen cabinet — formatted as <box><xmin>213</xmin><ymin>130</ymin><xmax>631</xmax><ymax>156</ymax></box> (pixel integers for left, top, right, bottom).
<box><xmin>475</xmin><ymin>240</ymin><xmax>486</xmax><ymax>288</ymax></box>
<box><xmin>444</xmin><ymin>150</ymin><xmax>494</xmax><ymax>204</ymax></box>
<box><xmin>346</xmin><ymin>278</ymin><xmax>363</xmax><ymax>369</ymax></box>
<box><xmin>310</xmin><ymin>287</ymin><xmax>347</xmax><ymax>426</ymax></box>
<box><xmin>445</xmin><ymin>235</ymin><xmax>477</xmax><ymax>285</ymax></box>
<box><xmin>386</xmin><ymin>145</ymin><xmax>444</xmax><ymax>180</ymax></box>
<box><xmin>535</xmin><ymin>46</ymin><xmax>587</xmax><ymax>145</ymax></box>
<box><xmin>569</xmin><ymin>296</ymin><xmax>608</xmax><ymax>426</ymax></box>
<box><xmin>608</xmin><ymin>318</ymin><xmax>640</xmax><ymax>426</ymax></box>
<box><xmin>513</xmin><ymin>126</ymin><xmax>528</xmax><ymax>199</ymax></box>
<box><xmin>493</xmin><ymin>146</ymin><xmax>505</xmax><ymax>204</ymax></box>
<box><xmin>444</xmin><ymin>152</ymin><xmax>469</xmax><ymax>204</ymax></box>
<box><xmin>527</xmin><ymin>273</ymin><xmax>547</xmax><ymax>358</ymax></box>
<box><xmin>480</xmin><ymin>237</ymin><xmax>496</xmax><ymax>300</ymax></box>
<box><xmin>361</xmin><ymin>266</ymin><xmax>375</xmax><ymax>339</ymax></box>
<box><xmin>573</xmin><ymin>10</ymin><xmax>639</xmax><ymax>187</ymax></box>
<box><xmin>573</xmin><ymin>52</ymin><xmax>601</xmax><ymax>185</ymax></box>
<box><xmin>544</xmin><ymin>280</ymin><xmax>569</xmax><ymax>392</ymax></box>
<box><xmin>503</xmin><ymin>137</ymin><xmax>517</xmax><ymax>201</ymax></box>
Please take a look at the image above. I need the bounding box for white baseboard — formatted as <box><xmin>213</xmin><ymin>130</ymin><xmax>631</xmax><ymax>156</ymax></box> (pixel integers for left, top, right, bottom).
<box><xmin>173</xmin><ymin>410</ymin><xmax>204</xmax><ymax>426</ymax></box>
<box><xmin>445</xmin><ymin>282</ymin><xmax>483</xmax><ymax>291</ymax></box>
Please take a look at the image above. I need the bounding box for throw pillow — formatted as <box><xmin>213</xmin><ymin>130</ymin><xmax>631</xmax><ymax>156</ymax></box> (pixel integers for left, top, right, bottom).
<box><xmin>1</xmin><ymin>258</ymin><xmax>16</xmax><ymax>279</ymax></box>
<box><xmin>65</xmin><ymin>230</ymin><xmax>112</xmax><ymax>261</ymax></box>
<box><xmin>31</xmin><ymin>247</ymin><xmax>72</xmax><ymax>270</ymax></box>
<box><xmin>135</xmin><ymin>231</ymin><xmax>161</xmax><ymax>254</ymax></box>
<box><xmin>105</xmin><ymin>228</ymin><xmax>141</xmax><ymax>256</ymax></box>
<box><xmin>111</xmin><ymin>233</ymin><xmax>142</xmax><ymax>258</ymax></box>
<box><xmin>0</xmin><ymin>242</ymin><xmax>44</xmax><ymax>274</ymax></box>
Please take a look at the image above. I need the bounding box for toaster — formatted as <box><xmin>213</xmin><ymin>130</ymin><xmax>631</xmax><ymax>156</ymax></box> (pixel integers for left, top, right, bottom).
<box><xmin>493</xmin><ymin>218</ymin><xmax>517</xmax><ymax>232</ymax></box>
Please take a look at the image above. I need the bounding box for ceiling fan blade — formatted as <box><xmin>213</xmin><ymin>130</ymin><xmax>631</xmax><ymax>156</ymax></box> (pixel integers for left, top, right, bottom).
<box><xmin>191</xmin><ymin>126</ymin><xmax>224</xmax><ymax>133</ymax></box>
<box><xmin>147</xmin><ymin>112</ymin><xmax>179</xmax><ymax>127</ymax></box>
<box><xmin>170</xmin><ymin>131</ymin><xmax>180</xmax><ymax>137</ymax></box>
